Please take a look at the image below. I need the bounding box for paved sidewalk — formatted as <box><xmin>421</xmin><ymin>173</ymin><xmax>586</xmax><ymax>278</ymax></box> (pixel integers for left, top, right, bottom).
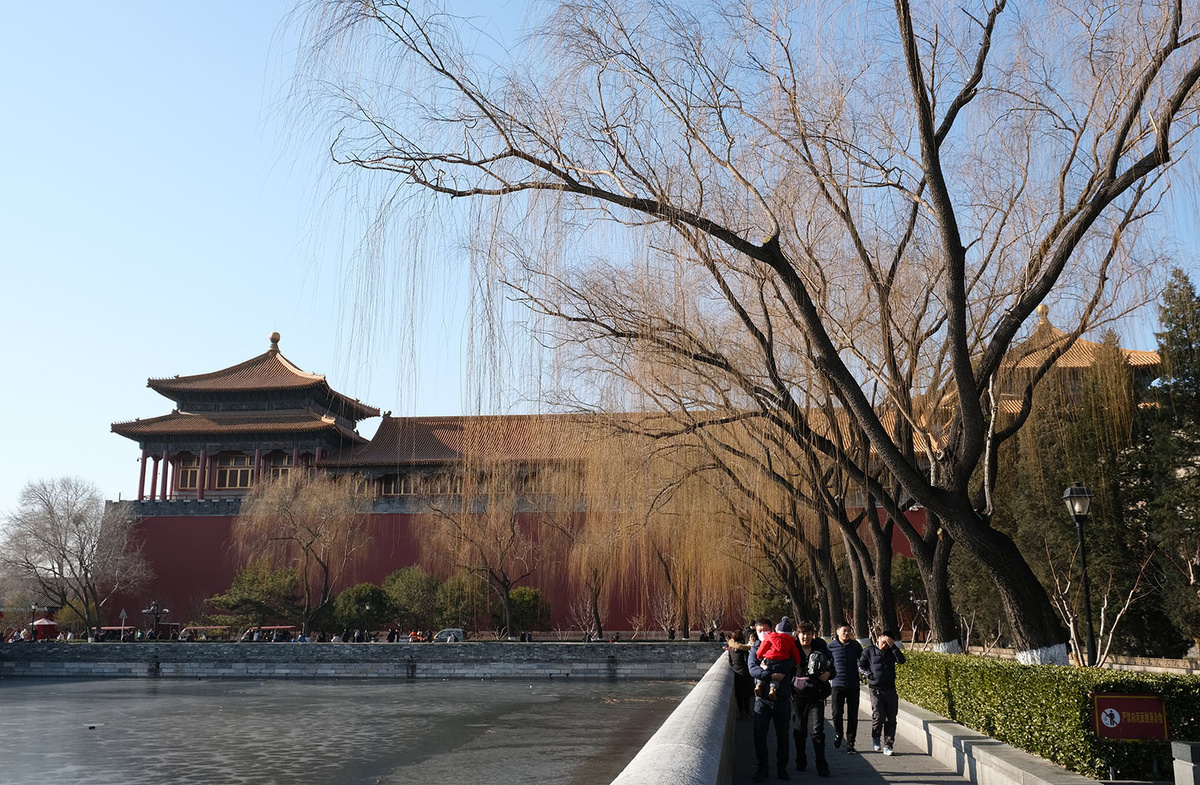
<box><xmin>731</xmin><ymin>703</ymin><xmax>965</xmax><ymax>785</ymax></box>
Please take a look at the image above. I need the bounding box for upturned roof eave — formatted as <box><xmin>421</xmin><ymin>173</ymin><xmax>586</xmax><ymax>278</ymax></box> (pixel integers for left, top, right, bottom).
<box><xmin>145</xmin><ymin>346</ymin><xmax>380</xmax><ymax>421</ymax></box>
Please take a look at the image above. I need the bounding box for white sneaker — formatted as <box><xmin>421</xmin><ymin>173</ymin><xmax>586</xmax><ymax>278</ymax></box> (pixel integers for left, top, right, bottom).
<box><xmin>872</xmin><ymin>740</ymin><xmax>882</xmax><ymax>752</ymax></box>
<box><xmin>883</xmin><ymin>747</ymin><xmax>894</xmax><ymax>756</ymax></box>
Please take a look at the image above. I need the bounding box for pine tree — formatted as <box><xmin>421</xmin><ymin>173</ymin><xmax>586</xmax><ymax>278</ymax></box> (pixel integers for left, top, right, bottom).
<box><xmin>1128</xmin><ymin>269</ymin><xmax>1200</xmax><ymax>652</ymax></box>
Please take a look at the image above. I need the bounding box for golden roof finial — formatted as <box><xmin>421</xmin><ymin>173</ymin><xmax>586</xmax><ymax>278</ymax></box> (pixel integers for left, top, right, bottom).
<box><xmin>269</xmin><ymin>331</ymin><xmax>281</xmax><ymax>351</ymax></box>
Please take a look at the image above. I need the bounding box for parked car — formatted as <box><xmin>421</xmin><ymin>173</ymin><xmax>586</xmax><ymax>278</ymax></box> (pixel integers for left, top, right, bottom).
<box><xmin>432</xmin><ymin>628</ymin><xmax>465</xmax><ymax>643</ymax></box>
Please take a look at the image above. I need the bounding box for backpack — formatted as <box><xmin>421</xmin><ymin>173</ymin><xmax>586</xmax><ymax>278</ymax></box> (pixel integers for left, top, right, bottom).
<box><xmin>807</xmin><ymin>649</ymin><xmax>834</xmax><ymax>677</ymax></box>
<box><xmin>792</xmin><ymin>648</ymin><xmax>834</xmax><ymax>698</ymax></box>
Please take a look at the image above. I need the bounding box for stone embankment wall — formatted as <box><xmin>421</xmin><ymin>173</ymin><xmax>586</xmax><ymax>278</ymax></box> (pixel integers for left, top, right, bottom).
<box><xmin>0</xmin><ymin>641</ymin><xmax>721</xmax><ymax>680</ymax></box>
<box><xmin>967</xmin><ymin>646</ymin><xmax>1200</xmax><ymax>675</ymax></box>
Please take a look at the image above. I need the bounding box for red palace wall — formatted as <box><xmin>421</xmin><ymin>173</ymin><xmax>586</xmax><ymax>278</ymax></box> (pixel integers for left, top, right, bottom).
<box><xmin>110</xmin><ymin>507</ymin><xmax>928</xmax><ymax>631</ymax></box>
<box><xmin>111</xmin><ymin>512</ymin><xmax>646</xmax><ymax>633</ymax></box>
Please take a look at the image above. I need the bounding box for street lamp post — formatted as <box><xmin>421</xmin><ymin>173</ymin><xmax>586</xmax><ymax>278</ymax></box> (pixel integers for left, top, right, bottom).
<box><xmin>142</xmin><ymin>601</ymin><xmax>169</xmax><ymax>640</ymax></box>
<box><xmin>1063</xmin><ymin>483</ymin><xmax>1097</xmax><ymax>667</ymax></box>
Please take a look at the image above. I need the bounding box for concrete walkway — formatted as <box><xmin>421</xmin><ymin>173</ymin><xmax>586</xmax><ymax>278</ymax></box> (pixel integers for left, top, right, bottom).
<box><xmin>731</xmin><ymin>703</ymin><xmax>966</xmax><ymax>785</ymax></box>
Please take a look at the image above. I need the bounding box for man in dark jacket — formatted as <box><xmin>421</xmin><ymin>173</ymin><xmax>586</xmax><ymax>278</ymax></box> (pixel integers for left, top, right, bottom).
<box><xmin>858</xmin><ymin>631</ymin><xmax>906</xmax><ymax>755</ymax></box>
<box><xmin>748</xmin><ymin>618</ymin><xmax>795</xmax><ymax>782</ymax></box>
<box><xmin>792</xmin><ymin>620</ymin><xmax>834</xmax><ymax>777</ymax></box>
<box><xmin>827</xmin><ymin>624</ymin><xmax>864</xmax><ymax>753</ymax></box>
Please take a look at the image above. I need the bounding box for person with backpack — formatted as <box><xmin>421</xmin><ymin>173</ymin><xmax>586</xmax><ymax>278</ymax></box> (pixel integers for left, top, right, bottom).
<box><xmin>752</xmin><ymin>616</ymin><xmax>803</xmax><ymax>701</ymax></box>
<box><xmin>748</xmin><ymin>618</ymin><xmax>796</xmax><ymax>781</ymax></box>
<box><xmin>791</xmin><ymin>620</ymin><xmax>834</xmax><ymax>777</ymax></box>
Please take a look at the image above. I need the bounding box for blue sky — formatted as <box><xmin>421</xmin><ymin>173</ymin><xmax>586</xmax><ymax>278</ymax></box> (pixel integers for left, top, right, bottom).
<box><xmin>0</xmin><ymin>2</ymin><xmax>487</xmax><ymax>512</ymax></box>
<box><xmin>0</xmin><ymin>3</ymin><xmax>1195</xmax><ymax>514</ymax></box>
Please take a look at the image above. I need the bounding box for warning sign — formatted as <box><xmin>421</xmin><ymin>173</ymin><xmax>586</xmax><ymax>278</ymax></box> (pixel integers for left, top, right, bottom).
<box><xmin>1092</xmin><ymin>694</ymin><xmax>1168</xmax><ymax>740</ymax></box>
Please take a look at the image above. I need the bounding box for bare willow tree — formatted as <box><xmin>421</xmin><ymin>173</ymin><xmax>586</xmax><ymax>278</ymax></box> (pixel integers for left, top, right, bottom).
<box><xmin>302</xmin><ymin>0</ymin><xmax>1200</xmax><ymax>662</ymax></box>
<box><xmin>1</xmin><ymin>478</ymin><xmax>151</xmax><ymax>634</ymax></box>
<box><xmin>637</xmin><ymin>412</ymin><xmax>843</xmax><ymax>631</ymax></box>
<box><xmin>552</xmin><ymin>429</ymin><xmax>644</xmax><ymax>639</ymax></box>
<box><xmin>420</xmin><ymin>463</ymin><xmax>548</xmax><ymax>637</ymax></box>
<box><xmin>234</xmin><ymin>473</ymin><xmax>374</xmax><ymax>634</ymax></box>
<box><xmin>414</xmin><ymin>417</ymin><xmax>588</xmax><ymax>637</ymax></box>
<box><xmin>621</xmin><ymin>430</ymin><xmax>752</xmax><ymax>637</ymax></box>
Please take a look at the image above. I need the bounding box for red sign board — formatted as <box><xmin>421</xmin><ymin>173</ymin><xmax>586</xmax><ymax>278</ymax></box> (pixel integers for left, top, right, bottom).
<box><xmin>1092</xmin><ymin>694</ymin><xmax>1168</xmax><ymax>740</ymax></box>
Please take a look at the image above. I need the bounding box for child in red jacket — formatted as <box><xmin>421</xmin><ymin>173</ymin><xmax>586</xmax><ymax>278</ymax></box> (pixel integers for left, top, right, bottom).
<box><xmin>754</xmin><ymin>616</ymin><xmax>802</xmax><ymax>700</ymax></box>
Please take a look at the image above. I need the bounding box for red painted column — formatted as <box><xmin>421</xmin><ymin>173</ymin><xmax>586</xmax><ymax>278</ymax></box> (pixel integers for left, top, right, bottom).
<box><xmin>197</xmin><ymin>449</ymin><xmax>207</xmax><ymax>501</ymax></box>
<box><xmin>254</xmin><ymin>448</ymin><xmax>262</xmax><ymax>484</ymax></box>
<box><xmin>148</xmin><ymin>456</ymin><xmax>160</xmax><ymax>501</ymax></box>
<box><xmin>292</xmin><ymin>447</ymin><xmax>300</xmax><ymax>474</ymax></box>
<box><xmin>137</xmin><ymin>450</ymin><xmax>148</xmax><ymax>501</ymax></box>
<box><xmin>160</xmin><ymin>450</ymin><xmax>170</xmax><ymax>500</ymax></box>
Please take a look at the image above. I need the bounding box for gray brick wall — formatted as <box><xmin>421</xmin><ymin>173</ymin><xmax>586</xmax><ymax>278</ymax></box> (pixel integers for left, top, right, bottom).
<box><xmin>0</xmin><ymin>641</ymin><xmax>722</xmax><ymax>680</ymax></box>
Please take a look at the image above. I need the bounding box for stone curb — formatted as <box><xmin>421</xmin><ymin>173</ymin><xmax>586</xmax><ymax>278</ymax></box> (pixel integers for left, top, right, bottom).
<box><xmin>891</xmin><ymin>690</ymin><xmax>1094</xmax><ymax>785</ymax></box>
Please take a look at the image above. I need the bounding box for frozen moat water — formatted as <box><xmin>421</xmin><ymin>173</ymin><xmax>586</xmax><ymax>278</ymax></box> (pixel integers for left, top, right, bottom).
<box><xmin>0</xmin><ymin>677</ymin><xmax>691</xmax><ymax>785</ymax></box>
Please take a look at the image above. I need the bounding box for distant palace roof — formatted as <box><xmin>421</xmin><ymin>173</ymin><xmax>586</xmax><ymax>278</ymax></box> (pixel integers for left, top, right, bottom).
<box><xmin>111</xmin><ymin>410</ymin><xmax>364</xmax><ymax>443</ymax></box>
<box><xmin>325</xmin><ymin>414</ymin><xmax>593</xmax><ymax>467</ymax></box>
<box><xmin>1008</xmin><ymin>305</ymin><xmax>1160</xmax><ymax>371</ymax></box>
<box><xmin>144</xmin><ymin>333</ymin><xmax>379</xmax><ymax>421</ymax></box>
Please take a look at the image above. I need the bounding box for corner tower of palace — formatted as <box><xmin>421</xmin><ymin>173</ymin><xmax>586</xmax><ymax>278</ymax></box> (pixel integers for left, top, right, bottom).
<box><xmin>111</xmin><ymin>333</ymin><xmax>379</xmax><ymax>502</ymax></box>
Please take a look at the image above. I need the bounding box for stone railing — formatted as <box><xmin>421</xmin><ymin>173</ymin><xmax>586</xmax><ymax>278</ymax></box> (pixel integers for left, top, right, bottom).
<box><xmin>113</xmin><ymin>498</ymin><xmax>242</xmax><ymax>517</ymax></box>
<box><xmin>610</xmin><ymin>656</ymin><xmax>735</xmax><ymax>785</ymax></box>
<box><xmin>0</xmin><ymin>640</ymin><xmax>721</xmax><ymax>680</ymax></box>
<box><xmin>1176</xmin><ymin>742</ymin><xmax>1200</xmax><ymax>785</ymax></box>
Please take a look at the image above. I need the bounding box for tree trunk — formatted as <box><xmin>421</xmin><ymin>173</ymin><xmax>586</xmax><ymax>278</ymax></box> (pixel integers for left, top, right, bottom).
<box><xmin>844</xmin><ymin>537</ymin><xmax>872</xmax><ymax>638</ymax></box>
<box><xmin>941</xmin><ymin>501</ymin><xmax>1068</xmax><ymax>662</ymax></box>
<box><xmin>590</xmin><ymin>581</ymin><xmax>604</xmax><ymax>639</ymax></box>
<box><xmin>806</xmin><ymin>557</ymin><xmax>832</xmax><ymax>634</ymax></box>
<box><xmin>901</xmin><ymin>511</ymin><xmax>961</xmax><ymax>652</ymax></box>
<box><xmin>868</xmin><ymin>513</ymin><xmax>900</xmax><ymax>635</ymax></box>
<box><xmin>926</xmin><ymin>533</ymin><xmax>961</xmax><ymax>652</ymax></box>
<box><xmin>816</xmin><ymin>511</ymin><xmax>844</xmax><ymax>635</ymax></box>
<box><xmin>490</xmin><ymin>573</ymin><xmax>516</xmax><ymax>638</ymax></box>
<box><xmin>805</xmin><ymin>539</ymin><xmax>843</xmax><ymax>636</ymax></box>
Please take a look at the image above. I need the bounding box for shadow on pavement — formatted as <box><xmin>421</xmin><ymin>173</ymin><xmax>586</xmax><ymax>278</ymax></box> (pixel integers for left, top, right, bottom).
<box><xmin>730</xmin><ymin>708</ymin><xmax>966</xmax><ymax>785</ymax></box>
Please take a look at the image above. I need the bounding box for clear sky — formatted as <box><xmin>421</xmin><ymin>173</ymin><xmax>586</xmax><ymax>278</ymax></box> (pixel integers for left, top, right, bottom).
<box><xmin>0</xmin><ymin>2</ymin><xmax>488</xmax><ymax>512</ymax></box>
<box><xmin>0</xmin><ymin>3</ymin><xmax>1195</xmax><ymax>515</ymax></box>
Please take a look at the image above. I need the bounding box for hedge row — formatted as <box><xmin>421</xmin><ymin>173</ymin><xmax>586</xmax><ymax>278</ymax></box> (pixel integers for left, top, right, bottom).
<box><xmin>895</xmin><ymin>651</ymin><xmax>1200</xmax><ymax>780</ymax></box>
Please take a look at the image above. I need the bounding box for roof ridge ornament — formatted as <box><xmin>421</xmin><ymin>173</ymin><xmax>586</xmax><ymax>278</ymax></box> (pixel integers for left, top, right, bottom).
<box><xmin>1036</xmin><ymin>303</ymin><xmax>1050</xmax><ymax>326</ymax></box>
<box><xmin>269</xmin><ymin>331</ymin><xmax>281</xmax><ymax>352</ymax></box>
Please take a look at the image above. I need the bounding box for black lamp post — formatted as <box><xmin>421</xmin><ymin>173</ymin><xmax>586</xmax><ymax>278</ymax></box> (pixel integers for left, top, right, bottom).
<box><xmin>29</xmin><ymin>604</ymin><xmax>38</xmax><ymax>641</ymax></box>
<box><xmin>1063</xmin><ymin>483</ymin><xmax>1097</xmax><ymax>667</ymax></box>
<box><xmin>142</xmin><ymin>601</ymin><xmax>169</xmax><ymax>640</ymax></box>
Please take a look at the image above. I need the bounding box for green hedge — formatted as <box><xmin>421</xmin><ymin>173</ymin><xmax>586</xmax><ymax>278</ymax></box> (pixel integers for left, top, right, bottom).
<box><xmin>896</xmin><ymin>652</ymin><xmax>1200</xmax><ymax>780</ymax></box>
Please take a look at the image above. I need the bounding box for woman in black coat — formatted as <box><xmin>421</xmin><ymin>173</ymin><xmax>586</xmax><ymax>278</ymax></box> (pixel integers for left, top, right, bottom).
<box><xmin>726</xmin><ymin>629</ymin><xmax>754</xmax><ymax>718</ymax></box>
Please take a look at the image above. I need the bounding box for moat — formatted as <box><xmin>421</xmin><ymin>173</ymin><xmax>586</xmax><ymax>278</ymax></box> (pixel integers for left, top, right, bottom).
<box><xmin>0</xmin><ymin>677</ymin><xmax>691</xmax><ymax>785</ymax></box>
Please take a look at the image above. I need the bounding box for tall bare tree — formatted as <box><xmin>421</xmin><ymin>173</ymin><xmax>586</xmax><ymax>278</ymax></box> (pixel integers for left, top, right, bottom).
<box><xmin>1</xmin><ymin>477</ymin><xmax>151</xmax><ymax>634</ymax></box>
<box><xmin>234</xmin><ymin>473</ymin><xmax>373</xmax><ymax>634</ymax></box>
<box><xmin>302</xmin><ymin>0</ymin><xmax>1200</xmax><ymax>662</ymax></box>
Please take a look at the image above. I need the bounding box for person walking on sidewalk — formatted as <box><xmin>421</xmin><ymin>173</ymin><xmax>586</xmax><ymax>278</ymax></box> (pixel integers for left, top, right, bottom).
<box><xmin>858</xmin><ymin>630</ymin><xmax>906</xmax><ymax>756</ymax></box>
<box><xmin>726</xmin><ymin>629</ymin><xmax>754</xmax><ymax>718</ymax></box>
<box><xmin>753</xmin><ymin>616</ymin><xmax>803</xmax><ymax>701</ymax></box>
<box><xmin>748</xmin><ymin>618</ymin><xmax>795</xmax><ymax>782</ymax></box>
<box><xmin>791</xmin><ymin>620</ymin><xmax>834</xmax><ymax>777</ymax></box>
<box><xmin>828</xmin><ymin>624</ymin><xmax>864</xmax><ymax>754</ymax></box>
